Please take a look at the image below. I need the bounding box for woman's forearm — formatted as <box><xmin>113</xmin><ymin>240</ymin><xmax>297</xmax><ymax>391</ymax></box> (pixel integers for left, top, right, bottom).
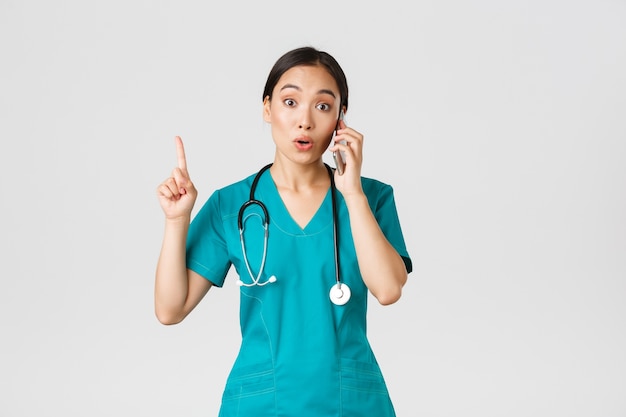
<box><xmin>154</xmin><ymin>217</ymin><xmax>192</xmax><ymax>324</ymax></box>
<box><xmin>345</xmin><ymin>194</ymin><xmax>408</xmax><ymax>305</ymax></box>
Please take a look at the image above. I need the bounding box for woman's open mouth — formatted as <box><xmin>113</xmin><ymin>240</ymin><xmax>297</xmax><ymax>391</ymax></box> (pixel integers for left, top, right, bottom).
<box><xmin>294</xmin><ymin>137</ymin><xmax>313</xmax><ymax>151</ymax></box>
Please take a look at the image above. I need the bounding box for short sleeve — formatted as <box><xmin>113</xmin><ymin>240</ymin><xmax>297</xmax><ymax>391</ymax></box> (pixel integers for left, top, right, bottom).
<box><xmin>186</xmin><ymin>190</ymin><xmax>232</xmax><ymax>287</ymax></box>
<box><xmin>369</xmin><ymin>182</ymin><xmax>413</xmax><ymax>274</ymax></box>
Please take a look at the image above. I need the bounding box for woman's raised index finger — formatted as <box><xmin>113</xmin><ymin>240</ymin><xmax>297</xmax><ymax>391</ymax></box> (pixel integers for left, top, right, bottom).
<box><xmin>174</xmin><ymin>136</ymin><xmax>188</xmax><ymax>171</ymax></box>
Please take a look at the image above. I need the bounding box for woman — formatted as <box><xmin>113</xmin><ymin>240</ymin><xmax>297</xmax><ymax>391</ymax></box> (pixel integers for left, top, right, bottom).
<box><xmin>155</xmin><ymin>46</ymin><xmax>412</xmax><ymax>416</ymax></box>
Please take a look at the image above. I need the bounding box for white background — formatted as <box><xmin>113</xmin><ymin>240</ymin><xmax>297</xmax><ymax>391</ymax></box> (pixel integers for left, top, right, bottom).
<box><xmin>1</xmin><ymin>0</ymin><xmax>625</xmax><ymax>416</ymax></box>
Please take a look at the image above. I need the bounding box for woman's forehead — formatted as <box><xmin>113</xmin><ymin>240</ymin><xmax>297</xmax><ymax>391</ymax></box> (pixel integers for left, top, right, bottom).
<box><xmin>275</xmin><ymin>65</ymin><xmax>339</xmax><ymax>95</ymax></box>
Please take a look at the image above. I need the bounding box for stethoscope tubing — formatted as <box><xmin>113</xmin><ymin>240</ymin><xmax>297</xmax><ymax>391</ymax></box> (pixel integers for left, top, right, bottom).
<box><xmin>326</xmin><ymin>163</ymin><xmax>341</xmax><ymax>287</ymax></box>
<box><xmin>237</xmin><ymin>163</ymin><xmax>349</xmax><ymax>304</ymax></box>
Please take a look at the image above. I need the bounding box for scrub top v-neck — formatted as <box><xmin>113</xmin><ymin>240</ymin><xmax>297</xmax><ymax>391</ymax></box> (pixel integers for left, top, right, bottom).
<box><xmin>186</xmin><ymin>168</ymin><xmax>412</xmax><ymax>417</ymax></box>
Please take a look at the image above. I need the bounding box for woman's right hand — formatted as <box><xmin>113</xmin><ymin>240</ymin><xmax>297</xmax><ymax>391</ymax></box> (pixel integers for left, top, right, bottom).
<box><xmin>156</xmin><ymin>136</ymin><xmax>198</xmax><ymax>220</ymax></box>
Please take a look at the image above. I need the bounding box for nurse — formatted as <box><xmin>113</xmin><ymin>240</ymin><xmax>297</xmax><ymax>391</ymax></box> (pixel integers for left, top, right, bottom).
<box><xmin>155</xmin><ymin>46</ymin><xmax>413</xmax><ymax>416</ymax></box>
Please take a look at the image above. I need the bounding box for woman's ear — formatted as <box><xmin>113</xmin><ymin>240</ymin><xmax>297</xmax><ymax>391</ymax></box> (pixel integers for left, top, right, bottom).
<box><xmin>263</xmin><ymin>96</ymin><xmax>271</xmax><ymax>123</ymax></box>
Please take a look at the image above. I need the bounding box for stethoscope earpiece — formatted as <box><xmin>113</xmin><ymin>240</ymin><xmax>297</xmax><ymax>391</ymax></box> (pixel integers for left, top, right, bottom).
<box><xmin>237</xmin><ymin>276</ymin><xmax>276</xmax><ymax>287</ymax></box>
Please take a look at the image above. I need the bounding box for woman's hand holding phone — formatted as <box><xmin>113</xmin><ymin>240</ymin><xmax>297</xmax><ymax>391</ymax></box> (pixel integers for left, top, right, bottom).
<box><xmin>330</xmin><ymin>118</ymin><xmax>365</xmax><ymax>196</ymax></box>
<box><xmin>332</xmin><ymin>110</ymin><xmax>346</xmax><ymax>175</ymax></box>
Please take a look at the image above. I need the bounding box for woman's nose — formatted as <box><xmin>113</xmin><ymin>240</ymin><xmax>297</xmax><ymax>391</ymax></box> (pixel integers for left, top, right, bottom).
<box><xmin>298</xmin><ymin>110</ymin><xmax>313</xmax><ymax>130</ymax></box>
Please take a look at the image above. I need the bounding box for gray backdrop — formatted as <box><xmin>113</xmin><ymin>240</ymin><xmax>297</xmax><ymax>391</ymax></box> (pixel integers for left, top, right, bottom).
<box><xmin>1</xmin><ymin>0</ymin><xmax>625</xmax><ymax>416</ymax></box>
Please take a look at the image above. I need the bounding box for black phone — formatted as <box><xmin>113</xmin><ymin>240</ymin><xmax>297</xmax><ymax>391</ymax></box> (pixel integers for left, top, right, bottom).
<box><xmin>332</xmin><ymin>110</ymin><xmax>345</xmax><ymax>175</ymax></box>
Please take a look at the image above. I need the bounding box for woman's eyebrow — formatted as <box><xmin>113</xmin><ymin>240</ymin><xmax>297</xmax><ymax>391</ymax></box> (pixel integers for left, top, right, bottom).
<box><xmin>317</xmin><ymin>89</ymin><xmax>337</xmax><ymax>98</ymax></box>
<box><xmin>279</xmin><ymin>84</ymin><xmax>337</xmax><ymax>98</ymax></box>
<box><xmin>280</xmin><ymin>83</ymin><xmax>301</xmax><ymax>92</ymax></box>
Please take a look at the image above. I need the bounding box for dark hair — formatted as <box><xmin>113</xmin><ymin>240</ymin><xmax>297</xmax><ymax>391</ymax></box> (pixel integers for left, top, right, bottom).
<box><xmin>262</xmin><ymin>46</ymin><xmax>349</xmax><ymax>111</ymax></box>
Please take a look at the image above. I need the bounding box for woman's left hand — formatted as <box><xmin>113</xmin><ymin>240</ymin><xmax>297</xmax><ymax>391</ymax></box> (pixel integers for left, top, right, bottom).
<box><xmin>329</xmin><ymin>119</ymin><xmax>364</xmax><ymax>196</ymax></box>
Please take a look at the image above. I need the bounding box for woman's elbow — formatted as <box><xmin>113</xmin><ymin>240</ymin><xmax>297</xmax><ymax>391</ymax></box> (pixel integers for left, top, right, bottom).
<box><xmin>375</xmin><ymin>287</ymin><xmax>403</xmax><ymax>306</ymax></box>
<box><xmin>155</xmin><ymin>308</ymin><xmax>185</xmax><ymax>326</ymax></box>
<box><xmin>373</xmin><ymin>272</ymin><xmax>407</xmax><ymax>305</ymax></box>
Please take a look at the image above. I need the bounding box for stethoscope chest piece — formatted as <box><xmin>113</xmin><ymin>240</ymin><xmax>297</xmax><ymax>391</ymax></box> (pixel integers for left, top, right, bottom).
<box><xmin>329</xmin><ymin>283</ymin><xmax>351</xmax><ymax>306</ymax></box>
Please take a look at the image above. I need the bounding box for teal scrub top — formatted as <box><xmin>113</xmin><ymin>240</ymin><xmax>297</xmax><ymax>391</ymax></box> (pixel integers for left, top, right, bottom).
<box><xmin>186</xmin><ymin>167</ymin><xmax>412</xmax><ymax>417</ymax></box>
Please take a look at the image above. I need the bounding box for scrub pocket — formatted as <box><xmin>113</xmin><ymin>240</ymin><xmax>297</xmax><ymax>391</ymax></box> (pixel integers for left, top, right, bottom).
<box><xmin>219</xmin><ymin>362</ymin><xmax>276</xmax><ymax>417</ymax></box>
<box><xmin>340</xmin><ymin>358</ymin><xmax>396</xmax><ymax>416</ymax></box>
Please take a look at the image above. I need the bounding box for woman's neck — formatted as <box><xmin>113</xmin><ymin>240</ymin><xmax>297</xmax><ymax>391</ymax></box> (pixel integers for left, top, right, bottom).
<box><xmin>269</xmin><ymin>158</ymin><xmax>329</xmax><ymax>192</ymax></box>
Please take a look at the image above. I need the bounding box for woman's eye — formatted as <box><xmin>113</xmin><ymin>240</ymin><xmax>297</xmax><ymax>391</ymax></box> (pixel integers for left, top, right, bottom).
<box><xmin>317</xmin><ymin>103</ymin><xmax>330</xmax><ymax>111</ymax></box>
<box><xmin>284</xmin><ymin>99</ymin><xmax>296</xmax><ymax>107</ymax></box>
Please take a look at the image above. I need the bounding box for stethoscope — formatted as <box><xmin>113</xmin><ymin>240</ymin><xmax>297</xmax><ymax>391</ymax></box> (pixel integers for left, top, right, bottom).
<box><xmin>236</xmin><ymin>163</ymin><xmax>351</xmax><ymax>306</ymax></box>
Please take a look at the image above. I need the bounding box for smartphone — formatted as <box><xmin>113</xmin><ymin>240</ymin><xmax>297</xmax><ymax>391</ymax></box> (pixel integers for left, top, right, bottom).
<box><xmin>332</xmin><ymin>110</ymin><xmax>346</xmax><ymax>175</ymax></box>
